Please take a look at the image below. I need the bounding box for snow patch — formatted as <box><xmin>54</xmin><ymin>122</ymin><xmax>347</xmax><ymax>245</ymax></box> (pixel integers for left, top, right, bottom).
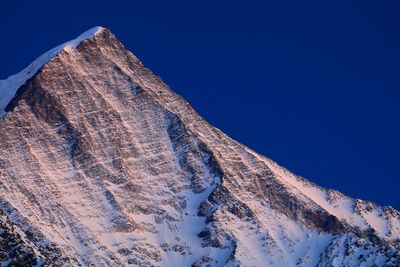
<box><xmin>0</xmin><ymin>26</ymin><xmax>105</xmax><ymax>118</ymax></box>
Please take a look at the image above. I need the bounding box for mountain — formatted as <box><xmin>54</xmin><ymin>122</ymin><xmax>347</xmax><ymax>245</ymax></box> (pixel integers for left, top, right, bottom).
<box><xmin>0</xmin><ymin>27</ymin><xmax>399</xmax><ymax>267</ymax></box>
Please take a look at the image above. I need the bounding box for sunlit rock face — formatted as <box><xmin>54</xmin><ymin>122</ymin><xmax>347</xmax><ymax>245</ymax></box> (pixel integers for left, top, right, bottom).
<box><xmin>0</xmin><ymin>28</ymin><xmax>399</xmax><ymax>266</ymax></box>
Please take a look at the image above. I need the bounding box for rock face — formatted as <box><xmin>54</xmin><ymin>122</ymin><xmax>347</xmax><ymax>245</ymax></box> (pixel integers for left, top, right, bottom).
<box><xmin>0</xmin><ymin>209</ymin><xmax>47</xmax><ymax>266</ymax></box>
<box><xmin>0</xmin><ymin>28</ymin><xmax>399</xmax><ymax>266</ymax></box>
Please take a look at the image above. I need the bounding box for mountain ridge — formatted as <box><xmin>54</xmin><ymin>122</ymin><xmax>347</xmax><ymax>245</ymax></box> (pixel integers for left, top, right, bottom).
<box><xmin>0</xmin><ymin>26</ymin><xmax>105</xmax><ymax>118</ymax></box>
<box><xmin>0</xmin><ymin>27</ymin><xmax>399</xmax><ymax>266</ymax></box>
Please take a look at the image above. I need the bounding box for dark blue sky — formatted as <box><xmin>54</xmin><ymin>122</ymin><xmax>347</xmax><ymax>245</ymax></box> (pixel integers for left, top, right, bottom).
<box><xmin>1</xmin><ymin>1</ymin><xmax>399</xmax><ymax>209</ymax></box>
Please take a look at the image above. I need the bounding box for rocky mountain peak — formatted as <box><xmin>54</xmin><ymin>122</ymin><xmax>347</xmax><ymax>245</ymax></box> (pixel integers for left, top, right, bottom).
<box><xmin>0</xmin><ymin>27</ymin><xmax>399</xmax><ymax>266</ymax></box>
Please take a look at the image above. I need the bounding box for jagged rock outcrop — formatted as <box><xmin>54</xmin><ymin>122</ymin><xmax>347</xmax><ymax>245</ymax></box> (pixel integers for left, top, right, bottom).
<box><xmin>0</xmin><ymin>209</ymin><xmax>47</xmax><ymax>266</ymax></box>
<box><xmin>0</xmin><ymin>27</ymin><xmax>399</xmax><ymax>266</ymax></box>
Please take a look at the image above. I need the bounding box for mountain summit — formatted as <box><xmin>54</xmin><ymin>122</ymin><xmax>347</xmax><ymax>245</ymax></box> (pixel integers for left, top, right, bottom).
<box><xmin>0</xmin><ymin>27</ymin><xmax>399</xmax><ymax>266</ymax></box>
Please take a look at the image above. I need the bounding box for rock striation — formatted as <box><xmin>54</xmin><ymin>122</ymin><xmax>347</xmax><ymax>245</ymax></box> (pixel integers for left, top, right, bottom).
<box><xmin>0</xmin><ymin>27</ymin><xmax>399</xmax><ymax>266</ymax></box>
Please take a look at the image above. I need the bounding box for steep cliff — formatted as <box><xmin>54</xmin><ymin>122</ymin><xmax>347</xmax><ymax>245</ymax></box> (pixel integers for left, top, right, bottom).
<box><xmin>0</xmin><ymin>27</ymin><xmax>399</xmax><ymax>266</ymax></box>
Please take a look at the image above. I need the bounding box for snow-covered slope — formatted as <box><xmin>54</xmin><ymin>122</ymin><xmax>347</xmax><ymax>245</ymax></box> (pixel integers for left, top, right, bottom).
<box><xmin>0</xmin><ymin>27</ymin><xmax>399</xmax><ymax>266</ymax></box>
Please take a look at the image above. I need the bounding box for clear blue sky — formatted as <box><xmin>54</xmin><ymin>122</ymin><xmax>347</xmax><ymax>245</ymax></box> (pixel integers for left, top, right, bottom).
<box><xmin>1</xmin><ymin>1</ymin><xmax>399</xmax><ymax>209</ymax></box>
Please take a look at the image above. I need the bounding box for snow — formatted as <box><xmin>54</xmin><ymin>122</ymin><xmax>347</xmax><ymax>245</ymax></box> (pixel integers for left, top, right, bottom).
<box><xmin>220</xmin><ymin>191</ymin><xmax>334</xmax><ymax>266</ymax></box>
<box><xmin>0</xmin><ymin>26</ymin><xmax>105</xmax><ymax>118</ymax></box>
<box><xmin>361</xmin><ymin>208</ymin><xmax>389</xmax><ymax>236</ymax></box>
